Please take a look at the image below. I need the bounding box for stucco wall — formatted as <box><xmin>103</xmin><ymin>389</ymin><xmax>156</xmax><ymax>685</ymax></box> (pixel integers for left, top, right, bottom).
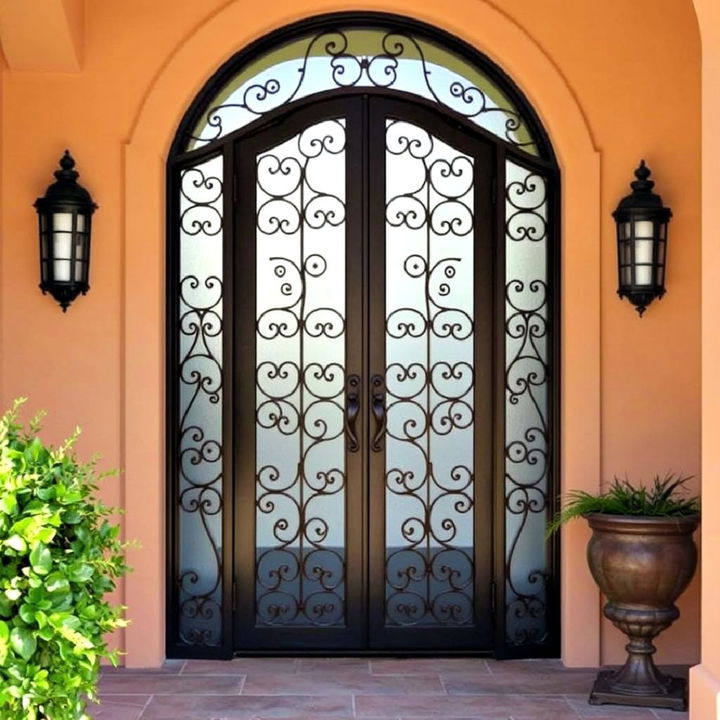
<box><xmin>0</xmin><ymin>0</ymin><xmax>701</xmax><ymax>667</ymax></box>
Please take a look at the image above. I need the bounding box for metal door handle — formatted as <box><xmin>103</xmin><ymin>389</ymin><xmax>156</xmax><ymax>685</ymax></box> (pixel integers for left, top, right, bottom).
<box><xmin>345</xmin><ymin>374</ymin><xmax>361</xmax><ymax>453</ymax></box>
<box><xmin>371</xmin><ymin>374</ymin><xmax>386</xmax><ymax>452</ymax></box>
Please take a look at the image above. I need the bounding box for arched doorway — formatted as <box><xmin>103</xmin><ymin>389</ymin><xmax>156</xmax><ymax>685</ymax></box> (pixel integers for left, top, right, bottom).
<box><xmin>166</xmin><ymin>13</ymin><xmax>559</xmax><ymax>659</ymax></box>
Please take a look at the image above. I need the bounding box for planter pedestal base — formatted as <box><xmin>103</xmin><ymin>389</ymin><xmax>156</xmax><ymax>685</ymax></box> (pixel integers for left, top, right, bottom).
<box><xmin>589</xmin><ymin>670</ymin><xmax>687</xmax><ymax>712</ymax></box>
<box><xmin>583</xmin><ymin>513</ymin><xmax>699</xmax><ymax>714</ymax></box>
<box><xmin>589</xmin><ymin>604</ymin><xmax>688</xmax><ymax>711</ymax></box>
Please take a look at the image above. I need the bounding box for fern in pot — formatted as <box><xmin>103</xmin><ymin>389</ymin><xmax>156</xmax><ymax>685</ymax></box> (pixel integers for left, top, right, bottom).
<box><xmin>548</xmin><ymin>474</ymin><xmax>699</xmax><ymax>711</ymax></box>
<box><xmin>0</xmin><ymin>400</ymin><xmax>130</xmax><ymax>719</ymax></box>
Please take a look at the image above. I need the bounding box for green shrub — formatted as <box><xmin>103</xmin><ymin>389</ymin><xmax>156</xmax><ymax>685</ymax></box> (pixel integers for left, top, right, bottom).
<box><xmin>546</xmin><ymin>473</ymin><xmax>700</xmax><ymax>537</ymax></box>
<box><xmin>0</xmin><ymin>399</ymin><xmax>129</xmax><ymax>720</ymax></box>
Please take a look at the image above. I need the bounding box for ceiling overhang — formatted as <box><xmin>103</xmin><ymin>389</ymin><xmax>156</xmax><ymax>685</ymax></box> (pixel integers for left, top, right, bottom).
<box><xmin>0</xmin><ymin>0</ymin><xmax>83</xmax><ymax>72</ymax></box>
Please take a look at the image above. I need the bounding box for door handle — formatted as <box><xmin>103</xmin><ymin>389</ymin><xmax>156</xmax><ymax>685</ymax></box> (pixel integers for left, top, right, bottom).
<box><xmin>371</xmin><ymin>374</ymin><xmax>386</xmax><ymax>452</ymax></box>
<box><xmin>345</xmin><ymin>374</ymin><xmax>361</xmax><ymax>453</ymax></box>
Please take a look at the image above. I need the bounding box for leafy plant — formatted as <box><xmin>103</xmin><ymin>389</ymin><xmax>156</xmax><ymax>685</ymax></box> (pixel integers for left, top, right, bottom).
<box><xmin>0</xmin><ymin>399</ymin><xmax>130</xmax><ymax>720</ymax></box>
<box><xmin>546</xmin><ymin>474</ymin><xmax>699</xmax><ymax>537</ymax></box>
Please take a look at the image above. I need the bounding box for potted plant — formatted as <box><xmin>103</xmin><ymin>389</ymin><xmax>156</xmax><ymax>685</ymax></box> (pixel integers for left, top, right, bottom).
<box><xmin>0</xmin><ymin>400</ymin><xmax>130</xmax><ymax>719</ymax></box>
<box><xmin>548</xmin><ymin>474</ymin><xmax>700</xmax><ymax>711</ymax></box>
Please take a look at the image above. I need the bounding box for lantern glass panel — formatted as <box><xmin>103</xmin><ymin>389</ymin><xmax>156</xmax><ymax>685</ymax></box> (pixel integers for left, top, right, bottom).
<box><xmin>634</xmin><ymin>239</ymin><xmax>654</xmax><ymax>286</ymax></box>
<box><xmin>40</xmin><ymin>229</ymin><xmax>50</xmax><ymax>283</ymax></box>
<box><xmin>622</xmin><ymin>241</ymin><xmax>631</xmax><ymax>265</ymax></box>
<box><xmin>52</xmin><ymin>212</ymin><xmax>73</xmax><ymax>233</ymax></box>
<box><xmin>51</xmin><ymin>211</ymin><xmax>73</xmax><ymax>282</ymax></box>
<box><xmin>73</xmin><ymin>234</ymin><xmax>88</xmax><ymax>282</ymax></box>
<box><xmin>621</xmin><ymin>242</ymin><xmax>632</xmax><ymax>285</ymax></box>
<box><xmin>622</xmin><ymin>266</ymin><xmax>631</xmax><ymax>286</ymax></box>
<box><xmin>634</xmin><ymin>219</ymin><xmax>654</xmax><ymax>238</ymax></box>
<box><xmin>74</xmin><ymin>235</ymin><xmax>85</xmax><ymax>260</ymax></box>
<box><xmin>53</xmin><ymin>260</ymin><xmax>71</xmax><ymax>282</ymax></box>
<box><xmin>40</xmin><ymin>230</ymin><xmax>49</xmax><ymax>260</ymax></box>
<box><xmin>657</xmin><ymin>239</ymin><xmax>667</xmax><ymax>287</ymax></box>
<box><xmin>622</xmin><ymin>221</ymin><xmax>631</xmax><ymax>239</ymax></box>
<box><xmin>77</xmin><ymin>214</ymin><xmax>86</xmax><ymax>232</ymax></box>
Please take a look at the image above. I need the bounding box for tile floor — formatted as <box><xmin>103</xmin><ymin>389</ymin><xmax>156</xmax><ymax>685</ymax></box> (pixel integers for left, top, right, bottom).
<box><xmin>95</xmin><ymin>658</ymin><xmax>689</xmax><ymax>720</ymax></box>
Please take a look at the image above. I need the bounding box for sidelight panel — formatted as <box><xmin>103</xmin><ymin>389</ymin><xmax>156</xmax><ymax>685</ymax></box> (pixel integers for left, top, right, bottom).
<box><xmin>504</xmin><ymin>159</ymin><xmax>550</xmax><ymax>646</ymax></box>
<box><xmin>176</xmin><ymin>154</ymin><xmax>225</xmax><ymax>646</ymax></box>
<box><xmin>254</xmin><ymin>119</ymin><xmax>348</xmax><ymax>628</ymax></box>
<box><xmin>383</xmin><ymin>119</ymin><xmax>476</xmax><ymax>628</ymax></box>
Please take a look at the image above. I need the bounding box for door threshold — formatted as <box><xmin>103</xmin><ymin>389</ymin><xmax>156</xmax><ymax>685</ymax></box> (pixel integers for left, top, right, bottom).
<box><xmin>232</xmin><ymin>649</ymin><xmax>495</xmax><ymax>657</ymax></box>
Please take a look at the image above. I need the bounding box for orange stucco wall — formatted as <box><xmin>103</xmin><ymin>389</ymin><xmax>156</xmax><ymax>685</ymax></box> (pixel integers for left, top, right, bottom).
<box><xmin>0</xmin><ymin>0</ymin><xmax>701</xmax><ymax>669</ymax></box>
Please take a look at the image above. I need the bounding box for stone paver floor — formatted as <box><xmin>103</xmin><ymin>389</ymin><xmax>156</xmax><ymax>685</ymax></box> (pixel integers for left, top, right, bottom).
<box><xmin>95</xmin><ymin>658</ymin><xmax>689</xmax><ymax>720</ymax></box>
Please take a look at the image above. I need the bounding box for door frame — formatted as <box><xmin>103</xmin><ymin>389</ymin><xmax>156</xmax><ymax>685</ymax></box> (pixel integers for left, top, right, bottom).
<box><xmin>165</xmin><ymin>12</ymin><xmax>561</xmax><ymax>661</ymax></box>
<box><xmin>227</xmin><ymin>93</ymin><xmax>498</xmax><ymax>652</ymax></box>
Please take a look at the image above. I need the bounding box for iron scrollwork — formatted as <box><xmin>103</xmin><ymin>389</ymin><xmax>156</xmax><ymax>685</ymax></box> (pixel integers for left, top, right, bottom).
<box><xmin>254</xmin><ymin>119</ymin><xmax>348</xmax><ymax>627</ymax></box>
<box><xmin>177</xmin><ymin>156</ymin><xmax>224</xmax><ymax>646</ymax></box>
<box><xmin>383</xmin><ymin>120</ymin><xmax>476</xmax><ymax>627</ymax></box>
<box><xmin>187</xmin><ymin>27</ymin><xmax>537</xmax><ymax>155</ymax></box>
<box><xmin>504</xmin><ymin>161</ymin><xmax>550</xmax><ymax>646</ymax></box>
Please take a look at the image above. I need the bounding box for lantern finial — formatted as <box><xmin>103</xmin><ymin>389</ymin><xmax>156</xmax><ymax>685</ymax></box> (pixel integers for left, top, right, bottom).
<box><xmin>55</xmin><ymin>150</ymin><xmax>79</xmax><ymax>183</ymax></box>
<box><xmin>630</xmin><ymin>159</ymin><xmax>654</xmax><ymax>193</ymax></box>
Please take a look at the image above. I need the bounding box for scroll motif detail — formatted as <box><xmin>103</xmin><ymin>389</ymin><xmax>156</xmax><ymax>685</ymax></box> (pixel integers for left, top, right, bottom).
<box><xmin>255</xmin><ymin>120</ymin><xmax>348</xmax><ymax>627</ymax></box>
<box><xmin>186</xmin><ymin>27</ymin><xmax>538</xmax><ymax>155</ymax></box>
<box><xmin>383</xmin><ymin>120</ymin><xmax>475</xmax><ymax>627</ymax></box>
<box><xmin>504</xmin><ymin>161</ymin><xmax>550</xmax><ymax>646</ymax></box>
<box><xmin>177</xmin><ymin>155</ymin><xmax>224</xmax><ymax>646</ymax></box>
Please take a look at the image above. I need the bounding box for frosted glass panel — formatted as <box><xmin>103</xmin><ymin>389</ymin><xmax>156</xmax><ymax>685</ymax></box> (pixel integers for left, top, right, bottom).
<box><xmin>177</xmin><ymin>154</ymin><xmax>224</xmax><ymax>646</ymax></box>
<box><xmin>187</xmin><ymin>27</ymin><xmax>538</xmax><ymax>155</ymax></box>
<box><xmin>504</xmin><ymin>159</ymin><xmax>549</xmax><ymax>646</ymax></box>
<box><xmin>384</xmin><ymin>119</ymin><xmax>475</xmax><ymax>627</ymax></box>
<box><xmin>255</xmin><ymin>119</ymin><xmax>347</xmax><ymax>627</ymax></box>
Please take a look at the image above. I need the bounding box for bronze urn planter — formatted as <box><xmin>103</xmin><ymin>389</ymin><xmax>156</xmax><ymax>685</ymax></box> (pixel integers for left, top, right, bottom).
<box><xmin>585</xmin><ymin>512</ymin><xmax>699</xmax><ymax>711</ymax></box>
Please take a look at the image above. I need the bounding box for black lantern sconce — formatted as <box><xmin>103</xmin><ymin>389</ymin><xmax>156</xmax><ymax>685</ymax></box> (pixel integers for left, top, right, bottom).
<box><xmin>613</xmin><ymin>160</ymin><xmax>672</xmax><ymax>317</ymax></box>
<box><xmin>34</xmin><ymin>151</ymin><xmax>97</xmax><ymax>312</ymax></box>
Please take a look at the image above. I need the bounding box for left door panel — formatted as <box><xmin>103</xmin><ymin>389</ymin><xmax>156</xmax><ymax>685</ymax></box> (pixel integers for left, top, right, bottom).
<box><xmin>234</xmin><ymin>98</ymin><xmax>365</xmax><ymax>650</ymax></box>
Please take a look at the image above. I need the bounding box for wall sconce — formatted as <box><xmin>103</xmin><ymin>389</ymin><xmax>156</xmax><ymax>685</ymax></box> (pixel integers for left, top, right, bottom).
<box><xmin>34</xmin><ymin>151</ymin><xmax>97</xmax><ymax>312</ymax></box>
<box><xmin>613</xmin><ymin>160</ymin><xmax>672</xmax><ymax>317</ymax></box>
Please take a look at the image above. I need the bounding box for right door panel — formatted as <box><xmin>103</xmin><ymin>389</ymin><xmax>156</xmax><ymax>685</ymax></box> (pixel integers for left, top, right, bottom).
<box><xmin>368</xmin><ymin>98</ymin><xmax>494</xmax><ymax>650</ymax></box>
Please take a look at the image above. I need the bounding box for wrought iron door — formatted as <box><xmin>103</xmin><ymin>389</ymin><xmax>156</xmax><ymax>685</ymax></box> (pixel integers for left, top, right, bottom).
<box><xmin>232</xmin><ymin>96</ymin><xmax>493</xmax><ymax>651</ymax></box>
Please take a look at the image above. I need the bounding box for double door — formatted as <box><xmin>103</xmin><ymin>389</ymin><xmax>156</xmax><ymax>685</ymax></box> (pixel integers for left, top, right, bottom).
<box><xmin>233</xmin><ymin>95</ymin><xmax>494</xmax><ymax>651</ymax></box>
